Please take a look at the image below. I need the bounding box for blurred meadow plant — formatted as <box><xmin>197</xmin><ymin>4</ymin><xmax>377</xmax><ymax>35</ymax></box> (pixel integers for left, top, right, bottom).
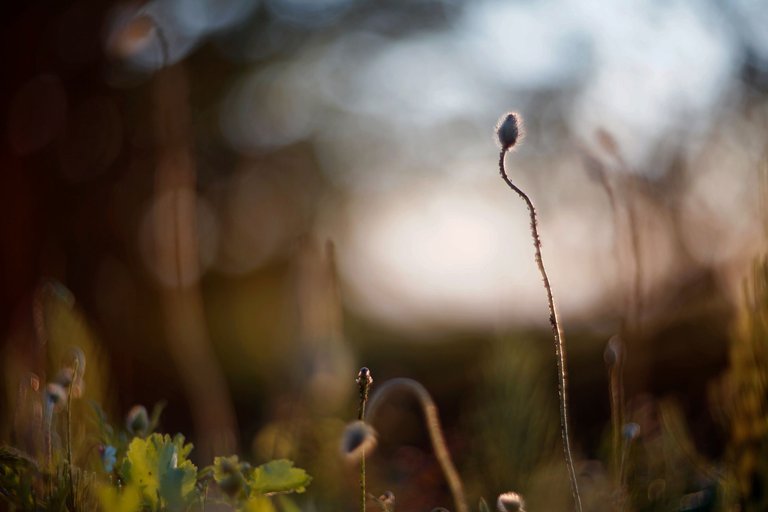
<box><xmin>0</xmin><ymin>282</ymin><xmax>312</xmax><ymax>512</ymax></box>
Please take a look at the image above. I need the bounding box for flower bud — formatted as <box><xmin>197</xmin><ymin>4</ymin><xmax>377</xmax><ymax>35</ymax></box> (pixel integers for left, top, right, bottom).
<box><xmin>604</xmin><ymin>336</ymin><xmax>623</xmax><ymax>366</ymax></box>
<box><xmin>622</xmin><ymin>422</ymin><xmax>640</xmax><ymax>441</ymax></box>
<box><xmin>126</xmin><ymin>405</ymin><xmax>150</xmax><ymax>436</ymax></box>
<box><xmin>379</xmin><ymin>490</ymin><xmax>395</xmax><ymax>504</ymax></box>
<box><xmin>340</xmin><ymin>420</ymin><xmax>377</xmax><ymax>461</ymax></box>
<box><xmin>497</xmin><ymin>492</ymin><xmax>526</xmax><ymax>512</ymax></box>
<box><xmin>496</xmin><ymin>112</ymin><xmax>522</xmax><ymax>151</ymax></box>
<box><xmin>356</xmin><ymin>367</ymin><xmax>373</xmax><ymax>388</ymax></box>
<box><xmin>45</xmin><ymin>383</ymin><xmax>68</xmax><ymax>409</ymax></box>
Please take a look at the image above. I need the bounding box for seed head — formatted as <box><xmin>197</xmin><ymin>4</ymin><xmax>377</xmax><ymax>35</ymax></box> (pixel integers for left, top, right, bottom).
<box><xmin>497</xmin><ymin>492</ymin><xmax>526</xmax><ymax>512</ymax></box>
<box><xmin>496</xmin><ymin>112</ymin><xmax>522</xmax><ymax>151</ymax></box>
<box><xmin>340</xmin><ymin>420</ymin><xmax>377</xmax><ymax>461</ymax></box>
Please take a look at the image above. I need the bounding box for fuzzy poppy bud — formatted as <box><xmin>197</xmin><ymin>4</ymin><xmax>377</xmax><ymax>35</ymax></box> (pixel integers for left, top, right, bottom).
<box><xmin>379</xmin><ymin>491</ymin><xmax>395</xmax><ymax>505</ymax></box>
<box><xmin>497</xmin><ymin>492</ymin><xmax>526</xmax><ymax>512</ymax></box>
<box><xmin>340</xmin><ymin>420</ymin><xmax>377</xmax><ymax>461</ymax></box>
<box><xmin>126</xmin><ymin>405</ymin><xmax>150</xmax><ymax>436</ymax></box>
<box><xmin>45</xmin><ymin>382</ymin><xmax>68</xmax><ymax>409</ymax></box>
<box><xmin>622</xmin><ymin>422</ymin><xmax>640</xmax><ymax>441</ymax></box>
<box><xmin>496</xmin><ymin>112</ymin><xmax>521</xmax><ymax>151</ymax></box>
<box><xmin>604</xmin><ymin>336</ymin><xmax>623</xmax><ymax>366</ymax></box>
<box><xmin>356</xmin><ymin>367</ymin><xmax>373</xmax><ymax>387</ymax></box>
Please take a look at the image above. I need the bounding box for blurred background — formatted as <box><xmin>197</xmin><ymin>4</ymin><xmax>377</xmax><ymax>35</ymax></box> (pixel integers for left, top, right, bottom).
<box><xmin>2</xmin><ymin>0</ymin><xmax>768</xmax><ymax>509</ymax></box>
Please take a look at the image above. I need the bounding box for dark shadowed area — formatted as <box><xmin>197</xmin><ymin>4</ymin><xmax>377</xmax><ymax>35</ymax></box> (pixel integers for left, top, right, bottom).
<box><xmin>2</xmin><ymin>1</ymin><xmax>768</xmax><ymax>511</ymax></box>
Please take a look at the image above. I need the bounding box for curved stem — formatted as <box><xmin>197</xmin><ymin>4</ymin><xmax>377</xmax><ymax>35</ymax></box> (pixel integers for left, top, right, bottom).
<box><xmin>498</xmin><ymin>149</ymin><xmax>582</xmax><ymax>512</ymax></box>
<box><xmin>367</xmin><ymin>378</ymin><xmax>468</xmax><ymax>512</ymax></box>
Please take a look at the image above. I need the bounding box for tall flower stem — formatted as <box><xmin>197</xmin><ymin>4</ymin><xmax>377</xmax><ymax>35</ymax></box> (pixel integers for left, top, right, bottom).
<box><xmin>357</xmin><ymin>368</ymin><xmax>373</xmax><ymax>512</ymax></box>
<box><xmin>66</xmin><ymin>358</ymin><xmax>80</xmax><ymax>511</ymax></box>
<box><xmin>498</xmin><ymin>146</ymin><xmax>582</xmax><ymax>512</ymax></box>
<box><xmin>367</xmin><ymin>378</ymin><xmax>468</xmax><ymax>512</ymax></box>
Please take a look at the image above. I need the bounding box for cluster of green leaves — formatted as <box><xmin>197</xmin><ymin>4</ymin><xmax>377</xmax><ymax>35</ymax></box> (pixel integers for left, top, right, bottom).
<box><xmin>203</xmin><ymin>456</ymin><xmax>311</xmax><ymax>512</ymax></box>
<box><xmin>101</xmin><ymin>433</ymin><xmax>311</xmax><ymax>511</ymax></box>
<box><xmin>0</xmin><ymin>447</ymin><xmax>40</xmax><ymax>509</ymax></box>
<box><xmin>1</xmin><ymin>400</ymin><xmax>311</xmax><ymax>512</ymax></box>
<box><xmin>99</xmin><ymin>414</ymin><xmax>312</xmax><ymax>512</ymax></box>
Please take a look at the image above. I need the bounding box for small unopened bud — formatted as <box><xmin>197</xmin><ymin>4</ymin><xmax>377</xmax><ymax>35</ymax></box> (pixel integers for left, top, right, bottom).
<box><xmin>340</xmin><ymin>420</ymin><xmax>377</xmax><ymax>461</ymax></box>
<box><xmin>622</xmin><ymin>422</ymin><xmax>640</xmax><ymax>441</ymax></box>
<box><xmin>356</xmin><ymin>367</ymin><xmax>373</xmax><ymax>388</ymax></box>
<box><xmin>497</xmin><ymin>492</ymin><xmax>526</xmax><ymax>512</ymax></box>
<box><xmin>45</xmin><ymin>383</ymin><xmax>68</xmax><ymax>409</ymax></box>
<box><xmin>604</xmin><ymin>336</ymin><xmax>623</xmax><ymax>366</ymax></box>
<box><xmin>375</xmin><ymin>490</ymin><xmax>395</xmax><ymax>511</ymax></box>
<box><xmin>126</xmin><ymin>405</ymin><xmax>150</xmax><ymax>436</ymax></box>
<box><xmin>496</xmin><ymin>112</ymin><xmax>522</xmax><ymax>151</ymax></box>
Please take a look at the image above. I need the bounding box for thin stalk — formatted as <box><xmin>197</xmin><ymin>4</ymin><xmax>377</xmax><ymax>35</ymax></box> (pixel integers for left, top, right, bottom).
<box><xmin>357</xmin><ymin>368</ymin><xmax>372</xmax><ymax>512</ymax></box>
<box><xmin>43</xmin><ymin>401</ymin><xmax>54</xmax><ymax>500</ymax></box>
<box><xmin>66</xmin><ymin>358</ymin><xmax>80</xmax><ymax>511</ymax></box>
<box><xmin>624</xmin><ymin>179</ymin><xmax>643</xmax><ymax>331</ymax></box>
<box><xmin>367</xmin><ymin>378</ymin><xmax>468</xmax><ymax>512</ymax></box>
<box><xmin>498</xmin><ymin>148</ymin><xmax>582</xmax><ymax>512</ymax></box>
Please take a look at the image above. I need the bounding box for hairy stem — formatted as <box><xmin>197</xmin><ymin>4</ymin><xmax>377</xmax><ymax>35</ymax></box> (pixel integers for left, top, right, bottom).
<box><xmin>367</xmin><ymin>378</ymin><xmax>468</xmax><ymax>512</ymax></box>
<box><xmin>357</xmin><ymin>369</ymin><xmax>372</xmax><ymax>512</ymax></box>
<box><xmin>498</xmin><ymin>149</ymin><xmax>582</xmax><ymax>512</ymax></box>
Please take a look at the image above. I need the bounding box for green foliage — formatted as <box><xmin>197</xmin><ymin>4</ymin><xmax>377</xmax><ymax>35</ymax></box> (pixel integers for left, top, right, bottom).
<box><xmin>248</xmin><ymin>459</ymin><xmax>312</xmax><ymax>495</ymax></box>
<box><xmin>213</xmin><ymin>455</ymin><xmax>250</xmax><ymax>499</ymax></box>
<box><xmin>97</xmin><ymin>483</ymin><xmax>142</xmax><ymax>512</ymax></box>
<box><xmin>242</xmin><ymin>496</ymin><xmax>276</xmax><ymax>512</ymax></box>
<box><xmin>2</xmin><ymin>378</ymin><xmax>312</xmax><ymax>512</ymax></box>
<box><xmin>209</xmin><ymin>456</ymin><xmax>312</xmax><ymax>510</ymax></box>
<box><xmin>0</xmin><ymin>446</ymin><xmax>39</xmax><ymax>509</ymax></box>
<box><xmin>119</xmin><ymin>434</ymin><xmax>198</xmax><ymax>510</ymax></box>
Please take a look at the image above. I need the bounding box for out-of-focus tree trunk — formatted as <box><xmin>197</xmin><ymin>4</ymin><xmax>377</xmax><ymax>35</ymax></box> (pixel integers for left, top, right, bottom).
<box><xmin>150</xmin><ymin>63</ymin><xmax>237</xmax><ymax>460</ymax></box>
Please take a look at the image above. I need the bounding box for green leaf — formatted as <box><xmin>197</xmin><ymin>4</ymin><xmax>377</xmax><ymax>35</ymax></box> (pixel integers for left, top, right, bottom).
<box><xmin>213</xmin><ymin>455</ymin><xmax>248</xmax><ymax>498</ymax></box>
<box><xmin>120</xmin><ymin>433</ymin><xmax>198</xmax><ymax>510</ymax></box>
<box><xmin>243</xmin><ymin>495</ymin><xmax>277</xmax><ymax>512</ymax></box>
<box><xmin>248</xmin><ymin>459</ymin><xmax>312</xmax><ymax>495</ymax></box>
<box><xmin>97</xmin><ymin>483</ymin><xmax>142</xmax><ymax>512</ymax></box>
<box><xmin>277</xmin><ymin>495</ymin><xmax>302</xmax><ymax>512</ymax></box>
